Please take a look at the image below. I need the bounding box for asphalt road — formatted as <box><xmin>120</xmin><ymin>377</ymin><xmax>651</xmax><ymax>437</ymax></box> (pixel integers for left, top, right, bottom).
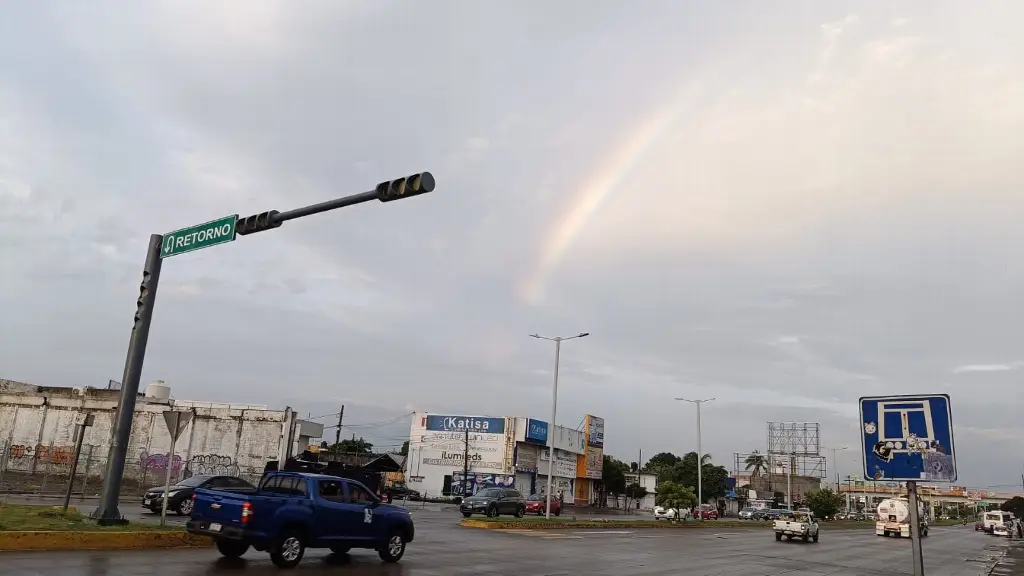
<box><xmin>0</xmin><ymin>511</ymin><xmax>1013</xmax><ymax>575</ymax></box>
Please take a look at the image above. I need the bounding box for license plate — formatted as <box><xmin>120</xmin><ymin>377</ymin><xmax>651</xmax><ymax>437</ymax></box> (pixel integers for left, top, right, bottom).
<box><xmin>143</xmin><ymin>499</ymin><xmax>151</xmax><ymax>506</ymax></box>
<box><xmin>208</xmin><ymin>523</ymin><xmax>222</xmax><ymax>532</ymax></box>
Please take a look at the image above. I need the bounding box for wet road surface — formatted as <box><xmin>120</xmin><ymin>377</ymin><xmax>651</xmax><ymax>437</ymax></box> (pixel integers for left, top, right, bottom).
<box><xmin>0</xmin><ymin>514</ymin><xmax>1010</xmax><ymax>575</ymax></box>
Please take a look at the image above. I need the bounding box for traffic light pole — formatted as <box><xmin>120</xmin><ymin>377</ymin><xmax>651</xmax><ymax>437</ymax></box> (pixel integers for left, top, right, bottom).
<box><xmin>92</xmin><ymin>234</ymin><xmax>164</xmax><ymax>524</ymax></box>
<box><xmin>92</xmin><ymin>173</ymin><xmax>435</xmax><ymax>524</ymax></box>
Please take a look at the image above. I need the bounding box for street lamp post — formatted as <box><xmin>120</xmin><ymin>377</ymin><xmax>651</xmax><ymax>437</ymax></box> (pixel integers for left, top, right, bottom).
<box><xmin>822</xmin><ymin>445</ymin><xmax>848</xmax><ymax>492</ymax></box>
<box><xmin>531</xmin><ymin>332</ymin><xmax>590</xmax><ymax>520</ymax></box>
<box><xmin>674</xmin><ymin>397</ymin><xmax>714</xmax><ymax>513</ymax></box>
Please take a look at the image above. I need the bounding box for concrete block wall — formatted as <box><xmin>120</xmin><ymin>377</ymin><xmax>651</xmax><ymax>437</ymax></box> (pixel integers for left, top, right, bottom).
<box><xmin>0</xmin><ymin>386</ymin><xmax>292</xmax><ymax>492</ymax></box>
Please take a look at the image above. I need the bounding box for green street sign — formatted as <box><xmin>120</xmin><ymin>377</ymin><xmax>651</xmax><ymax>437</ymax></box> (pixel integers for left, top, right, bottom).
<box><xmin>160</xmin><ymin>215</ymin><xmax>238</xmax><ymax>258</ymax></box>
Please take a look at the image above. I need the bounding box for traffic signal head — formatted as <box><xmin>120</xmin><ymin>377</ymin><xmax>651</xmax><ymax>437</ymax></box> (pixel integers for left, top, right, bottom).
<box><xmin>376</xmin><ymin>172</ymin><xmax>435</xmax><ymax>203</ymax></box>
<box><xmin>236</xmin><ymin>210</ymin><xmax>282</xmax><ymax>236</ymax></box>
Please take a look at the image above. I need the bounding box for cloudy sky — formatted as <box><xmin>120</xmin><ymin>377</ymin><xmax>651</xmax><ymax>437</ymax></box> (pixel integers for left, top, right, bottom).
<box><xmin>2</xmin><ymin>1</ymin><xmax>1023</xmax><ymax>490</ymax></box>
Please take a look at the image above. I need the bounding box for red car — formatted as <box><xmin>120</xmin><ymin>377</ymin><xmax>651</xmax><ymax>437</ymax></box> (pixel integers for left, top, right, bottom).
<box><xmin>695</xmin><ymin>505</ymin><xmax>719</xmax><ymax>520</ymax></box>
<box><xmin>525</xmin><ymin>494</ymin><xmax>562</xmax><ymax>516</ymax></box>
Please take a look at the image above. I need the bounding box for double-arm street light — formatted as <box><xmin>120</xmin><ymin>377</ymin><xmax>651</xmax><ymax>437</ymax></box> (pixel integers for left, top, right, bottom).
<box><xmin>531</xmin><ymin>332</ymin><xmax>590</xmax><ymax>519</ymax></box>
<box><xmin>822</xmin><ymin>445</ymin><xmax>848</xmax><ymax>492</ymax></box>
<box><xmin>674</xmin><ymin>397</ymin><xmax>714</xmax><ymax>511</ymax></box>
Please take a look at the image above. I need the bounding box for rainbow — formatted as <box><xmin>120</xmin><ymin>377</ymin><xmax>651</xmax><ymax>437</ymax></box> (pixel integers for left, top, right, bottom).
<box><xmin>519</xmin><ymin>81</ymin><xmax>706</xmax><ymax>305</ymax></box>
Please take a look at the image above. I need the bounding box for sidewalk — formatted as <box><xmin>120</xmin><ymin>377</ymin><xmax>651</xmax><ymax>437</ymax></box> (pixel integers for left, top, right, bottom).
<box><xmin>993</xmin><ymin>541</ymin><xmax>1024</xmax><ymax>576</ymax></box>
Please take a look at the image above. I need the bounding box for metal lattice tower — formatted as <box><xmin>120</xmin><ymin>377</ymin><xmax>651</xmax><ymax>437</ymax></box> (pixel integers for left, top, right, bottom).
<box><xmin>767</xmin><ymin>422</ymin><xmax>821</xmax><ymax>455</ymax></box>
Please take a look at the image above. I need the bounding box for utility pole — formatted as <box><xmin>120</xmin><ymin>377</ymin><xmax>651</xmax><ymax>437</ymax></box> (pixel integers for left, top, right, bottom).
<box><xmin>674</xmin><ymin>397</ymin><xmax>714</xmax><ymax>511</ymax></box>
<box><xmin>463</xmin><ymin>428</ymin><xmax>470</xmax><ymax>497</ymax></box>
<box><xmin>530</xmin><ymin>331</ymin><xmax>590</xmax><ymax>520</ymax></box>
<box><xmin>90</xmin><ymin>172</ymin><xmax>437</xmax><ymax>525</ymax></box>
<box><xmin>334</xmin><ymin>405</ymin><xmax>345</xmax><ymax>454</ymax></box>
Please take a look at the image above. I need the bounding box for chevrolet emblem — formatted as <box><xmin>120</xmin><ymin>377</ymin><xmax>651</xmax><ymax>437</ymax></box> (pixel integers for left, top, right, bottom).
<box><xmin>210</xmin><ymin>503</ymin><xmax>221</xmax><ymax>509</ymax></box>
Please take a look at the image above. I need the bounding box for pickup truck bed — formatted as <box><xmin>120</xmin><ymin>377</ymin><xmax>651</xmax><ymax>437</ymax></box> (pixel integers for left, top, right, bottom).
<box><xmin>186</xmin><ymin>471</ymin><xmax>414</xmax><ymax>569</ymax></box>
<box><xmin>773</xmin><ymin>516</ymin><xmax>819</xmax><ymax>542</ymax></box>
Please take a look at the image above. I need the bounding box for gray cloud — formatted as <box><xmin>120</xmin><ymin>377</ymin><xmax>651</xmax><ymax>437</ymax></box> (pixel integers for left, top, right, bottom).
<box><xmin>2</xmin><ymin>2</ymin><xmax>1023</xmax><ymax>490</ymax></box>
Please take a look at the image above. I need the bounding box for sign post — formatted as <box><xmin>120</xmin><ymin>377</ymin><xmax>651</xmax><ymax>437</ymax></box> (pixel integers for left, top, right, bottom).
<box><xmin>859</xmin><ymin>394</ymin><xmax>957</xmax><ymax>576</ymax></box>
<box><xmin>160</xmin><ymin>410</ymin><xmax>194</xmax><ymax>526</ymax></box>
<box><xmin>63</xmin><ymin>413</ymin><xmax>95</xmax><ymax>513</ymax></box>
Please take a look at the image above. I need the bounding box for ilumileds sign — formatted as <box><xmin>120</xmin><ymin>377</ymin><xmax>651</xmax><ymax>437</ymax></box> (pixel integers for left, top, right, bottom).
<box><xmin>161</xmin><ymin>215</ymin><xmax>238</xmax><ymax>258</ymax></box>
<box><xmin>424</xmin><ymin>415</ymin><xmax>505</xmax><ymax>434</ymax></box>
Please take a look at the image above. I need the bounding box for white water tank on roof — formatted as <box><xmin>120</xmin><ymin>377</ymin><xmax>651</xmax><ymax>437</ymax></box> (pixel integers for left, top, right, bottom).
<box><xmin>144</xmin><ymin>380</ymin><xmax>171</xmax><ymax>399</ymax></box>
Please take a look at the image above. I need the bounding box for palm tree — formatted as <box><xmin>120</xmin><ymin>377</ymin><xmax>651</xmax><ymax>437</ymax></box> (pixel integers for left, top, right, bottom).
<box><xmin>744</xmin><ymin>450</ymin><xmax>767</xmax><ymax>477</ymax></box>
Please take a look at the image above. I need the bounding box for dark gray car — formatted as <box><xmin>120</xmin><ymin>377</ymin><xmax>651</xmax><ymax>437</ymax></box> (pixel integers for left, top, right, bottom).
<box><xmin>460</xmin><ymin>487</ymin><xmax>526</xmax><ymax>518</ymax></box>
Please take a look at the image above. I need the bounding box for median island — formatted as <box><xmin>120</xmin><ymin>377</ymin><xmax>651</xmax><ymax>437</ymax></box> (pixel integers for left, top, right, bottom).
<box><xmin>0</xmin><ymin>504</ymin><xmax>205</xmax><ymax>551</ymax></box>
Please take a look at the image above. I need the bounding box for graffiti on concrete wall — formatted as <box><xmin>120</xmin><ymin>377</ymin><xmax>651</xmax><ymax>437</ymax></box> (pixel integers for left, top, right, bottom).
<box><xmin>8</xmin><ymin>444</ymin><xmax>75</xmax><ymax>465</ymax></box>
<box><xmin>138</xmin><ymin>450</ymin><xmax>184</xmax><ymax>474</ymax></box>
<box><xmin>185</xmin><ymin>454</ymin><xmax>238</xmax><ymax>477</ymax></box>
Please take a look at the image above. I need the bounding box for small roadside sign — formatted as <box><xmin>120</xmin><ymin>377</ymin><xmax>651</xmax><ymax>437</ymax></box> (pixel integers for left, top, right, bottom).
<box><xmin>163</xmin><ymin>410</ymin><xmax>193</xmax><ymax>441</ymax></box>
<box><xmin>859</xmin><ymin>394</ymin><xmax>956</xmax><ymax>483</ymax></box>
<box><xmin>160</xmin><ymin>215</ymin><xmax>238</xmax><ymax>258</ymax></box>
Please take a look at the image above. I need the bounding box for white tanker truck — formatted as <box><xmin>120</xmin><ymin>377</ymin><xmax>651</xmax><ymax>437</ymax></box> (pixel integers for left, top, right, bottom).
<box><xmin>876</xmin><ymin>498</ymin><xmax>929</xmax><ymax>538</ymax></box>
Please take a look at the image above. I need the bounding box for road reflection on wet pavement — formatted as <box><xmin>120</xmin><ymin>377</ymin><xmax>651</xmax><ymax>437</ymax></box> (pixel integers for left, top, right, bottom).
<box><xmin>0</xmin><ymin>514</ymin><xmax>1012</xmax><ymax>575</ymax></box>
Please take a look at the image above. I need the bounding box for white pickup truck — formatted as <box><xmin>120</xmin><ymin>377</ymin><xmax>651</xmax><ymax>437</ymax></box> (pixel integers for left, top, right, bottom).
<box><xmin>774</xmin><ymin>511</ymin><xmax>820</xmax><ymax>542</ymax></box>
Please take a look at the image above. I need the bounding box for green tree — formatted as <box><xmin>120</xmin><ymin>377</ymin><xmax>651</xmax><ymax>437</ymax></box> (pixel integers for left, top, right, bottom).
<box><xmin>1000</xmin><ymin>496</ymin><xmax>1024</xmax><ymax>519</ymax></box>
<box><xmin>744</xmin><ymin>450</ymin><xmax>767</xmax><ymax>477</ymax></box>
<box><xmin>328</xmin><ymin>436</ymin><xmax>373</xmax><ymax>455</ymax></box>
<box><xmin>647</xmin><ymin>452</ymin><xmax>681</xmax><ymax>469</ymax></box>
<box><xmin>665</xmin><ymin>453</ymin><xmax>729</xmax><ymax>501</ymax></box>
<box><xmin>399</xmin><ymin>440</ymin><xmax>409</xmax><ymax>456</ymax></box>
<box><xmin>644</xmin><ymin>452</ymin><xmax>680</xmax><ymax>481</ymax></box>
<box><xmin>655</xmin><ymin>481</ymin><xmax>697</xmax><ymax>521</ymax></box>
<box><xmin>602</xmin><ymin>455</ymin><xmax>629</xmax><ymax>500</ymax></box>
<box><xmin>624</xmin><ymin>482</ymin><xmax>648</xmax><ymax>511</ymax></box>
<box><xmin>805</xmin><ymin>487</ymin><xmax>845</xmax><ymax>519</ymax></box>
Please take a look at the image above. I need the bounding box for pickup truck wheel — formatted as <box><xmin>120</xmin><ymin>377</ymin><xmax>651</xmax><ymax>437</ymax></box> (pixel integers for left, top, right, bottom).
<box><xmin>802</xmin><ymin>534</ymin><xmax>809</xmax><ymax>542</ymax></box>
<box><xmin>554</xmin><ymin>507</ymin><xmax>561</xmax><ymax>517</ymax></box>
<box><xmin>378</xmin><ymin>531</ymin><xmax>406</xmax><ymax>563</ymax></box>
<box><xmin>514</xmin><ymin>506</ymin><xmax>525</xmax><ymax>518</ymax></box>
<box><xmin>486</xmin><ymin>505</ymin><xmax>499</xmax><ymax>518</ymax></box>
<box><xmin>775</xmin><ymin>532</ymin><xmax>782</xmax><ymax>541</ymax></box>
<box><xmin>215</xmin><ymin>538</ymin><xmax>250</xmax><ymax>558</ymax></box>
<box><xmin>177</xmin><ymin>498</ymin><xmax>193</xmax><ymax>516</ymax></box>
<box><xmin>270</xmin><ymin>531</ymin><xmax>306</xmax><ymax>569</ymax></box>
<box><xmin>462</xmin><ymin>512</ymin><xmax>472</xmax><ymax>518</ymax></box>
<box><xmin>812</xmin><ymin>533</ymin><xmax>819</xmax><ymax>543</ymax></box>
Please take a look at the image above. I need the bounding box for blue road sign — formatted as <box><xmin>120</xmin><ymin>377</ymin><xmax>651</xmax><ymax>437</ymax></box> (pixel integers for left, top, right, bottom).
<box><xmin>859</xmin><ymin>394</ymin><xmax>956</xmax><ymax>482</ymax></box>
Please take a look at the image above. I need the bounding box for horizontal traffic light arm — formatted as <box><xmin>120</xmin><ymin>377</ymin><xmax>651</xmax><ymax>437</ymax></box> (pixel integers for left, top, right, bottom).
<box><xmin>236</xmin><ymin>171</ymin><xmax>435</xmax><ymax>236</ymax></box>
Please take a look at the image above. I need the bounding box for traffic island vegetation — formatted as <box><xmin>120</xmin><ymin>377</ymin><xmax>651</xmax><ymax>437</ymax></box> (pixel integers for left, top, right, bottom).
<box><xmin>0</xmin><ymin>504</ymin><xmax>175</xmax><ymax>532</ymax></box>
<box><xmin>0</xmin><ymin>504</ymin><xmax>208</xmax><ymax>551</ymax></box>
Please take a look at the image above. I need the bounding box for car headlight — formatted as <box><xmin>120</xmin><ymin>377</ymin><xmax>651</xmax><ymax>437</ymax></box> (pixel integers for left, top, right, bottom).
<box><xmin>166</xmin><ymin>490</ymin><xmax>180</xmax><ymax>497</ymax></box>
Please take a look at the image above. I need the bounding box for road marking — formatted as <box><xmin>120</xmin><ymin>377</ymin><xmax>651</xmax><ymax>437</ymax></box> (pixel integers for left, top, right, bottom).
<box><xmin>571</xmin><ymin>531</ymin><xmax>636</xmax><ymax>535</ymax></box>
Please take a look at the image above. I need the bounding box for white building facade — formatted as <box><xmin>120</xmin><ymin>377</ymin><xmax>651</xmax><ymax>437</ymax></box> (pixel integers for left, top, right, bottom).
<box><xmin>510</xmin><ymin>417</ymin><xmax>586</xmax><ymax>503</ymax></box>
<box><xmin>405</xmin><ymin>413</ymin><xmax>514</xmax><ymax>498</ymax></box>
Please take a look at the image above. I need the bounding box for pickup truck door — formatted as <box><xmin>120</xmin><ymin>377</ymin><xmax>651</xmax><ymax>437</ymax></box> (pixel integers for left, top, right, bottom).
<box><xmin>337</xmin><ymin>481</ymin><xmax>381</xmax><ymax>542</ymax></box>
<box><xmin>311</xmin><ymin>478</ymin><xmax>347</xmax><ymax>544</ymax></box>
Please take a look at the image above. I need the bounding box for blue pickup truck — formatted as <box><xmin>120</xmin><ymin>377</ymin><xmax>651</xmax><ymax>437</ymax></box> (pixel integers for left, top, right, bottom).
<box><xmin>185</xmin><ymin>471</ymin><xmax>415</xmax><ymax>568</ymax></box>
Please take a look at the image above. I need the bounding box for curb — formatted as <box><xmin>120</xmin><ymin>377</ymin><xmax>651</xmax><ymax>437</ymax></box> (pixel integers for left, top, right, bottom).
<box><xmin>460</xmin><ymin>519</ymin><xmax>751</xmax><ymax>530</ymax></box>
<box><xmin>0</xmin><ymin>530</ymin><xmax>214</xmax><ymax>551</ymax></box>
